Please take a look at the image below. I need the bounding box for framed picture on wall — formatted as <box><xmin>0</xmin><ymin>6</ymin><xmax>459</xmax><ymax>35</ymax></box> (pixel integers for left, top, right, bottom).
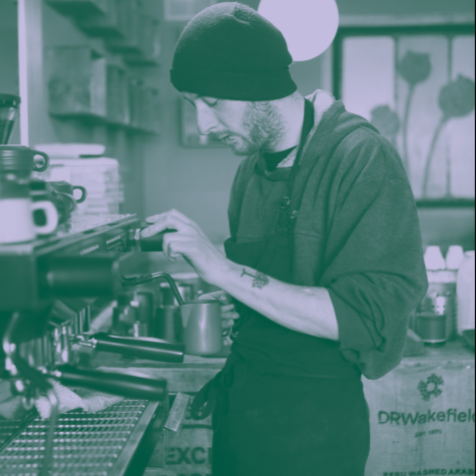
<box><xmin>164</xmin><ymin>0</ymin><xmax>217</xmax><ymax>22</ymax></box>
<box><xmin>333</xmin><ymin>24</ymin><xmax>475</xmax><ymax>206</ymax></box>
<box><xmin>179</xmin><ymin>97</ymin><xmax>227</xmax><ymax>148</ymax></box>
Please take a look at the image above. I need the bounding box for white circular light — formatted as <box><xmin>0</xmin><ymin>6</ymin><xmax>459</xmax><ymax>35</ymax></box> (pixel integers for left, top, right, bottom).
<box><xmin>258</xmin><ymin>0</ymin><xmax>339</xmax><ymax>62</ymax></box>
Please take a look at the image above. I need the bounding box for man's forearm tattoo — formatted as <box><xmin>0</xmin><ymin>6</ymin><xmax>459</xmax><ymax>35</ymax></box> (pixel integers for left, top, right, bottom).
<box><xmin>241</xmin><ymin>268</ymin><xmax>270</xmax><ymax>290</ymax></box>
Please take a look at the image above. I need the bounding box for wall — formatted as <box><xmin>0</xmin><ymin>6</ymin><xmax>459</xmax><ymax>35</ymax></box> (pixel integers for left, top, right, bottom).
<box><xmin>238</xmin><ymin>0</ymin><xmax>476</xmax><ymax>17</ymax></box>
<box><xmin>2</xmin><ymin>0</ymin><xmax>474</xmax><ymax>246</ymax></box>
<box><xmin>144</xmin><ymin>0</ymin><xmax>475</xmax><ymax>250</ymax></box>
<box><xmin>418</xmin><ymin>208</ymin><xmax>475</xmax><ymax>253</ymax></box>
<box><xmin>17</xmin><ymin>0</ymin><xmax>159</xmax><ymax>218</ymax></box>
<box><xmin>335</xmin><ymin>0</ymin><xmax>474</xmax><ymax>17</ymax></box>
<box><xmin>142</xmin><ymin>8</ymin><xmax>242</xmax><ymax>243</ymax></box>
<box><xmin>143</xmin><ymin>1</ymin><xmax>325</xmax><ymax>243</ymax></box>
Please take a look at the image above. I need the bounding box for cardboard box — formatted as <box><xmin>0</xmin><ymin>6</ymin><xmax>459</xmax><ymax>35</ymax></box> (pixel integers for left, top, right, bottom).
<box><xmin>363</xmin><ymin>357</ymin><xmax>475</xmax><ymax>476</ymax></box>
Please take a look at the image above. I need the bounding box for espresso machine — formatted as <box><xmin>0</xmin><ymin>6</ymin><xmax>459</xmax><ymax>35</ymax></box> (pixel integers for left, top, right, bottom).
<box><xmin>0</xmin><ymin>94</ymin><xmax>189</xmax><ymax>475</ymax></box>
<box><xmin>0</xmin><ymin>213</ymin><xmax>189</xmax><ymax>476</ymax></box>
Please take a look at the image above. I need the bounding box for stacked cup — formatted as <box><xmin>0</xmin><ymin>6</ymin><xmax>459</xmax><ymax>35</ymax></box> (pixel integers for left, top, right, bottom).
<box><xmin>0</xmin><ymin>145</ymin><xmax>58</xmax><ymax>244</ymax></box>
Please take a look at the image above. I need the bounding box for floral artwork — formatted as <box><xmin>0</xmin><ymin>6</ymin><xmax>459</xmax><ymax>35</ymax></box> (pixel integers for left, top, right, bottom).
<box><xmin>422</xmin><ymin>75</ymin><xmax>475</xmax><ymax>197</ymax></box>
<box><xmin>339</xmin><ymin>29</ymin><xmax>475</xmax><ymax>202</ymax></box>
<box><xmin>370</xmin><ymin>105</ymin><xmax>400</xmax><ymax>148</ymax></box>
<box><xmin>397</xmin><ymin>51</ymin><xmax>432</xmax><ymax>172</ymax></box>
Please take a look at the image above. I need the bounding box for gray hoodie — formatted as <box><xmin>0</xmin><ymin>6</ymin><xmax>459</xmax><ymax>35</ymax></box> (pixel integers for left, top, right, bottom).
<box><xmin>228</xmin><ymin>90</ymin><xmax>428</xmax><ymax>380</ymax></box>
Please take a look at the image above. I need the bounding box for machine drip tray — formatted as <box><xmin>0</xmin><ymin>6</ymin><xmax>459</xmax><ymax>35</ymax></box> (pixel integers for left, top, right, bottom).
<box><xmin>0</xmin><ymin>399</ymin><xmax>160</xmax><ymax>475</ymax></box>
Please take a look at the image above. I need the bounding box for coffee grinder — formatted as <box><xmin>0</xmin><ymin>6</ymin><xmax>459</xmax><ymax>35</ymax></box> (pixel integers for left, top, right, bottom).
<box><xmin>0</xmin><ymin>93</ymin><xmax>20</xmax><ymax>144</ymax></box>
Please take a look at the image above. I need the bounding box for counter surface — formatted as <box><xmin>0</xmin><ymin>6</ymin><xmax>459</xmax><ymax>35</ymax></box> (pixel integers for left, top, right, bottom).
<box><xmin>85</xmin><ymin>338</ymin><xmax>474</xmax><ymax>398</ymax></box>
<box><xmin>87</xmin><ymin>337</ymin><xmax>474</xmax><ymax>371</ymax></box>
<box><xmin>401</xmin><ymin>338</ymin><xmax>474</xmax><ymax>365</ymax></box>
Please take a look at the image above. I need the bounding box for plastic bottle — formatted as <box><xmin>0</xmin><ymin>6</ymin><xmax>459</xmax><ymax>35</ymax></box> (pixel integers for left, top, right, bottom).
<box><xmin>424</xmin><ymin>246</ymin><xmax>445</xmax><ymax>270</ymax></box>
<box><xmin>445</xmin><ymin>245</ymin><xmax>465</xmax><ymax>270</ymax></box>
<box><xmin>456</xmin><ymin>251</ymin><xmax>475</xmax><ymax>335</ymax></box>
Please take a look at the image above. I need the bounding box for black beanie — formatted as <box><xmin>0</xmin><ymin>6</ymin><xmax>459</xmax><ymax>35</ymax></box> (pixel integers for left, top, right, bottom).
<box><xmin>170</xmin><ymin>2</ymin><xmax>297</xmax><ymax>101</ymax></box>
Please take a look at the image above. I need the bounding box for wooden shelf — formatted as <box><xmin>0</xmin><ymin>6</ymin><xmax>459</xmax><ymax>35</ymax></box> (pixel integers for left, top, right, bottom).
<box><xmin>46</xmin><ymin>0</ymin><xmax>109</xmax><ymax>16</ymax></box>
<box><xmin>49</xmin><ymin>112</ymin><xmax>160</xmax><ymax>135</ymax></box>
<box><xmin>416</xmin><ymin>199</ymin><xmax>475</xmax><ymax>208</ymax></box>
<box><xmin>46</xmin><ymin>46</ymin><xmax>108</xmax><ymax>118</ymax></box>
<box><xmin>75</xmin><ymin>0</ymin><xmax>129</xmax><ymax>38</ymax></box>
<box><xmin>123</xmin><ymin>56</ymin><xmax>160</xmax><ymax>67</ymax></box>
<box><xmin>47</xmin><ymin>0</ymin><xmax>161</xmax><ymax>66</ymax></box>
<box><xmin>76</xmin><ymin>19</ymin><xmax>127</xmax><ymax>39</ymax></box>
<box><xmin>46</xmin><ymin>46</ymin><xmax>160</xmax><ymax>134</ymax></box>
<box><xmin>107</xmin><ymin>14</ymin><xmax>161</xmax><ymax>66</ymax></box>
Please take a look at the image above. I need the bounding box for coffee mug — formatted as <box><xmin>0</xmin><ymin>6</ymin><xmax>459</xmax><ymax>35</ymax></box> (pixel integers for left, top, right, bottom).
<box><xmin>48</xmin><ymin>190</ymin><xmax>77</xmax><ymax>224</ymax></box>
<box><xmin>48</xmin><ymin>182</ymin><xmax>87</xmax><ymax>223</ymax></box>
<box><xmin>0</xmin><ymin>145</ymin><xmax>49</xmax><ymax>175</ymax></box>
<box><xmin>48</xmin><ymin>181</ymin><xmax>87</xmax><ymax>203</ymax></box>
<box><xmin>180</xmin><ymin>300</ymin><xmax>222</xmax><ymax>356</ymax></box>
<box><xmin>0</xmin><ymin>197</ymin><xmax>59</xmax><ymax>244</ymax></box>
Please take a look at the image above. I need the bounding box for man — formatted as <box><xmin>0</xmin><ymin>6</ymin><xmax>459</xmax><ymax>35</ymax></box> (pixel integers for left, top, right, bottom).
<box><xmin>143</xmin><ymin>3</ymin><xmax>428</xmax><ymax>475</ymax></box>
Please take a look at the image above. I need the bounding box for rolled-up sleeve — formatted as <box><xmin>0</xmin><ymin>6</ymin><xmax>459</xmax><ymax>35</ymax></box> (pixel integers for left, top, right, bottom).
<box><xmin>321</xmin><ymin>175</ymin><xmax>428</xmax><ymax>379</ymax></box>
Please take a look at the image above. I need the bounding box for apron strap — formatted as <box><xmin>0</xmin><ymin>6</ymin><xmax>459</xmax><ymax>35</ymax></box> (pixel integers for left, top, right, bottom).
<box><xmin>278</xmin><ymin>98</ymin><xmax>315</xmax><ymax>230</ymax></box>
<box><xmin>191</xmin><ymin>353</ymin><xmax>246</xmax><ymax>420</ymax></box>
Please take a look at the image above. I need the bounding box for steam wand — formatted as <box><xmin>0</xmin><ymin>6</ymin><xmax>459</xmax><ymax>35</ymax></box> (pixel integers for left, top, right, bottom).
<box><xmin>121</xmin><ymin>271</ymin><xmax>185</xmax><ymax>306</ymax></box>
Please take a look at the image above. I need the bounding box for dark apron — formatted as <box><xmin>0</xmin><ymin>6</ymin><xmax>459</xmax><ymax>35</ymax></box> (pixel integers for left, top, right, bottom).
<box><xmin>191</xmin><ymin>101</ymin><xmax>370</xmax><ymax>476</ymax></box>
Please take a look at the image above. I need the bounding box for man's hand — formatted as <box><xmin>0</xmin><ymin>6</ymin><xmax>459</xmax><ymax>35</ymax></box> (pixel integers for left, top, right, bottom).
<box><xmin>198</xmin><ymin>290</ymin><xmax>240</xmax><ymax>337</ymax></box>
<box><xmin>142</xmin><ymin>212</ymin><xmax>339</xmax><ymax>341</ymax></box>
<box><xmin>142</xmin><ymin>209</ymin><xmax>230</xmax><ymax>285</ymax></box>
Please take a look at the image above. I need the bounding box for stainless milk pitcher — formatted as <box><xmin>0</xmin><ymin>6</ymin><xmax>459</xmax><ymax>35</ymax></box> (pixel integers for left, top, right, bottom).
<box><xmin>122</xmin><ymin>271</ymin><xmax>223</xmax><ymax>356</ymax></box>
<box><xmin>180</xmin><ymin>299</ymin><xmax>222</xmax><ymax>356</ymax></box>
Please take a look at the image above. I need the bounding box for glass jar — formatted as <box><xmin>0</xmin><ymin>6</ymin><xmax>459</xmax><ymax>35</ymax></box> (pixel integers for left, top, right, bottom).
<box><xmin>457</xmin><ymin>251</ymin><xmax>475</xmax><ymax>335</ymax></box>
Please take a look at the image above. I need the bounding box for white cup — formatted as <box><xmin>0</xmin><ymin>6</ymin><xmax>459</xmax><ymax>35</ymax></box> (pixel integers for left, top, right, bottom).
<box><xmin>0</xmin><ymin>198</ymin><xmax>59</xmax><ymax>244</ymax></box>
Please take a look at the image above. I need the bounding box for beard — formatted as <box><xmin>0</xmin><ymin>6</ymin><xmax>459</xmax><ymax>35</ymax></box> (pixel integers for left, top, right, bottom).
<box><xmin>209</xmin><ymin>102</ymin><xmax>285</xmax><ymax>156</ymax></box>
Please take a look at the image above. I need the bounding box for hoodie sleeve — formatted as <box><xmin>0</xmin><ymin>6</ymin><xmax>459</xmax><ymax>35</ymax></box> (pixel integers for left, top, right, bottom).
<box><xmin>322</xmin><ymin>158</ymin><xmax>428</xmax><ymax>380</ymax></box>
